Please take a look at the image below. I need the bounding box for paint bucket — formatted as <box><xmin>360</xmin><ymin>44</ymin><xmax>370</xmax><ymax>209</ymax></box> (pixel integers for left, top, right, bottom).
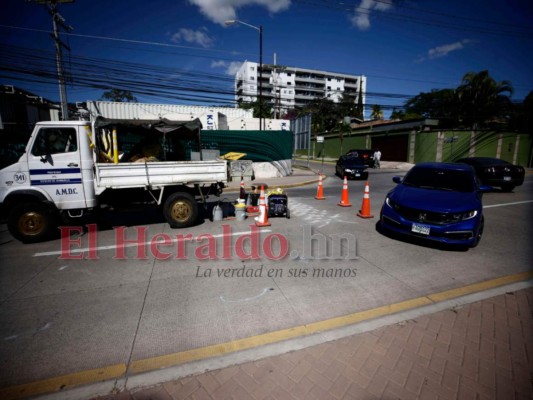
<box><xmin>235</xmin><ymin>203</ymin><xmax>247</xmax><ymax>221</ymax></box>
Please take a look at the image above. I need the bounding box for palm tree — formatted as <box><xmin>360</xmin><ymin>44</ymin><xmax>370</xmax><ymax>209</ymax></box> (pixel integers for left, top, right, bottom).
<box><xmin>370</xmin><ymin>104</ymin><xmax>384</xmax><ymax>120</ymax></box>
<box><xmin>457</xmin><ymin>70</ymin><xmax>513</xmax><ymax>129</ymax></box>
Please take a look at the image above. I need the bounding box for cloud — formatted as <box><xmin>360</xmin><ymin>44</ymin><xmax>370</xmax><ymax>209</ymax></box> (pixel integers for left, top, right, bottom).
<box><xmin>427</xmin><ymin>39</ymin><xmax>473</xmax><ymax>59</ymax></box>
<box><xmin>211</xmin><ymin>60</ymin><xmax>243</xmax><ymax>75</ymax></box>
<box><xmin>188</xmin><ymin>0</ymin><xmax>291</xmax><ymax>25</ymax></box>
<box><xmin>350</xmin><ymin>0</ymin><xmax>394</xmax><ymax>30</ymax></box>
<box><xmin>171</xmin><ymin>27</ymin><xmax>214</xmax><ymax>48</ymax></box>
<box><xmin>416</xmin><ymin>39</ymin><xmax>475</xmax><ymax>62</ymax></box>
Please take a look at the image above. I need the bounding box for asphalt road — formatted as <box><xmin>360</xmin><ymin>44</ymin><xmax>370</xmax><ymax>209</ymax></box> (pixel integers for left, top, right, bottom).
<box><xmin>0</xmin><ymin>162</ymin><xmax>531</xmax><ymax>398</ymax></box>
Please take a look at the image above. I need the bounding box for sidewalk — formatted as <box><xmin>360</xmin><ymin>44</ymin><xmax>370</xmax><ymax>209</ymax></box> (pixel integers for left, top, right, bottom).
<box><xmin>92</xmin><ymin>286</ymin><xmax>533</xmax><ymax>400</ymax></box>
<box><xmin>223</xmin><ymin>160</ymin><xmax>413</xmax><ymax>192</ymax></box>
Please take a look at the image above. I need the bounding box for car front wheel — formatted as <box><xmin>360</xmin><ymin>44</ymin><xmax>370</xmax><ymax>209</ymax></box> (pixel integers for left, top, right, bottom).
<box><xmin>7</xmin><ymin>202</ymin><xmax>58</xmax><ymax>243</ymax></box>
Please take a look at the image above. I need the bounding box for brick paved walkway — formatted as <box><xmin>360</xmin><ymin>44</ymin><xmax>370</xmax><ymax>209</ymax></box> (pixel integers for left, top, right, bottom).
<box><xmin>94</xmin><ymin>287</ymin><xmax>533</xmax><ymax>400</ymax></box>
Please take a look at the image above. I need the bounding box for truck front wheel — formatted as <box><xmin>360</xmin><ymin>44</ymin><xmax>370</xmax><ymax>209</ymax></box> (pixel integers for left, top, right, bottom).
<box><xmin>7</xmin><ymin>203</ymin><xmax>58</xmax><ymax>243</ymax></box>
<box><xmin>163</xmin><ymin>192</ymin><xmax>198</xmax><ymax>228</ymax></box>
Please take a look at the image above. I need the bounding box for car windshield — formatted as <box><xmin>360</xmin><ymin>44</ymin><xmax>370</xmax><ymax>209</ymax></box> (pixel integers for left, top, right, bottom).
<box><xmin>459</xmin><ymin>157</ymin><xmax>510</xmax><ymax>166</ymax></box>
<box><xmin>341</xmin><ymin>156</ymin><xmax>364</xmax><ymax>164</ymax></box>
<box><xmin>403</xmin><ymin>167</ymin><xmax>475</xmax><ymax>192</ymax></box>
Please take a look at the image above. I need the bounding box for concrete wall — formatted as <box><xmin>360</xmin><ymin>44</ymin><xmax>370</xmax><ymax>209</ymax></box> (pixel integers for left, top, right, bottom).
<box><xmin>296</xmin><ymin>129</ymin><xmax>532</xmax><ymax>167</ymax></box>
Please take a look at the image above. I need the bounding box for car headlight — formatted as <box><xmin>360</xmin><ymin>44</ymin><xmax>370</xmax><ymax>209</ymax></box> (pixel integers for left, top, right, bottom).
<box><xmin>385</xmin><ymin>196</ymin><xmax>395</xmax><ymax>208</ymax></box>
<box><xmin>450</xmin><ymin>210</ymin><xmax>478</xmax><ymax>222</ymax></box>
<box><xmin>344</xmin><ymin>168</ymin><xmax>353</xmax><ymax>173</ymax></box>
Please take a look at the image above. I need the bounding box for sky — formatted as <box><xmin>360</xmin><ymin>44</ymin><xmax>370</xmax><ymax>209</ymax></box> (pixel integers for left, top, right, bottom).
<box><xmin>1</xmin><ymin>0</ymin><xmax>532</xmax><ymax>118</ymax></box>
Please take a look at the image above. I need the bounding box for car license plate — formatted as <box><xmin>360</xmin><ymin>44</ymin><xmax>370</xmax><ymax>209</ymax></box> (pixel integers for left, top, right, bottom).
<box><xmin>503</xmin><ymin>176</ymin><xmax>511</xmax><ymax>181</ymax></box>
<box><xmin>355</xmin><ymin>173</ymin><xmax>360</xmax><ymax>177</ymax></box>
<box><xmin>412</xmin><ymin>223</ymin><xmax>430</xmax><ymax>235</ymax></box>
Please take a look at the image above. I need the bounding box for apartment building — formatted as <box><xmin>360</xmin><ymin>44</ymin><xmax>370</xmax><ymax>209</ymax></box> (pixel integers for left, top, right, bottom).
<box><xmin>234</xmin><ymin>61</ymin><xmax>366</xmax><ymax>117</ymax></box>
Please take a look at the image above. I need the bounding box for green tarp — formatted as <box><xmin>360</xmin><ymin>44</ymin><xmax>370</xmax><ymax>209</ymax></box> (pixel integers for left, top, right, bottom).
<box><xmin>201</xmin><ymin>130</ymin><xmax>293</xmax><ymax>162</ymax></box>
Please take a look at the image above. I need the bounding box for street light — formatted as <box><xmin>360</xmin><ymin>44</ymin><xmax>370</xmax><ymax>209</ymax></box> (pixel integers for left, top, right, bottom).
<box><xmin>225</xmin><ymin>19</ymin><xmax>263</xmax><ymax>131</ymax></box>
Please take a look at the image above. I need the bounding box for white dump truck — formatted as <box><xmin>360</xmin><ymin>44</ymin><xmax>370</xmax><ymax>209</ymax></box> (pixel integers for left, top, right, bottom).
<box><xmin>0</xmin><ymin>117</ymin><xmax>228</xmax><ymax>243</ymax></box>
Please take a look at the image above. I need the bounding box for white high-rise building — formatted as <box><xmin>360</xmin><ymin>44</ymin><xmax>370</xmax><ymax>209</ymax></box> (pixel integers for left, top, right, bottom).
<box><xmin>234</xmin><ymin>61</ymin><xmax>366</xmax><ymax>118</ymax></box>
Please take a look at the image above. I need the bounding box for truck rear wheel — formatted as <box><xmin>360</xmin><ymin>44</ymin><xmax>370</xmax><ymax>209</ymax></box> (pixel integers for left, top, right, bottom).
<box><xmin>7</xmin><ymin>203</ymin><xmax>58</xmax><ymax>243</ymax></box>
<box><xmin>163</xmin><ymin>192</ymin><xmax>198</xmax><ymax>228</ymax></box>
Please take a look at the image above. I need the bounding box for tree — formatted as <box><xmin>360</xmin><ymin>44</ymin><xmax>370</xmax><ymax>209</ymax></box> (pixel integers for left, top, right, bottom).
<box><xmin>509</xmin><ymin>90</ymin><xmax>533</xmax><ymax>133</ymax></box>
<box><xmin>356</xmin><ymin>80</ymin><xmax>364</xmax><ymax>120</ymax></box>
<box><xmin>238</xmin><ymin>100</ymin><xmax>272</xmax><ymax>120</ymax></box>
<box><xmin>404</xmin><ymin>89</ymin><xmax>460</xmax><ymax>127</ymax></box>
<box><xmin>457</xmin><ymin>70</ymin><xmax>513</xmax><ymax>129</ymax></box>
<box><xmin>370</xmin><ymin>104</ymin><xmax>383</xmax><ymax>120</ymax></box>
<box><xmin>337</xmin><ymin>120</ymin><xmax>352</xmax><ymax>155</ymax></box>
<box><xmin>100</xmin><ymin>89</ymin><xmax>138</xmax><ymax>103</ymax></box>
<box><xmin>390</xmin><ymin>108</ymin><xmax>404</xmax><ymax>120</ymax></box>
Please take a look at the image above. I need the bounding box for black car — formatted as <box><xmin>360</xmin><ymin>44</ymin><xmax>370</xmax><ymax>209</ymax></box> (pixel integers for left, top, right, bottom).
<box><xmin>456</xmin><ymin>157</ymin><xmax>525</xmax><ymax>192</ymax></box>
<box><xmin>345</xmin><ymin>149</ymin><xmax>375</xmax><ymax>168</ymax></box>
<box><xmin>336</xmin><ymin>155</ymin><xmax>369</xmax><ymax>180</ymax></box>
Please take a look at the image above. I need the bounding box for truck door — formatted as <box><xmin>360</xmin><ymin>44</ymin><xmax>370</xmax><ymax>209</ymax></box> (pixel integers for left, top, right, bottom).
<box><xmin>28</xmin><ymin>126</ymin><xmax>87</xmax><ymax>209</ymax></box>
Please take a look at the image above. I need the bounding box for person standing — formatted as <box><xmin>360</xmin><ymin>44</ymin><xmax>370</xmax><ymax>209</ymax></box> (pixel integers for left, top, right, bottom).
<box><xmin>374</xmin><ymin>149</ymin><xmax>382</xmax><ymax>168</ymax></box>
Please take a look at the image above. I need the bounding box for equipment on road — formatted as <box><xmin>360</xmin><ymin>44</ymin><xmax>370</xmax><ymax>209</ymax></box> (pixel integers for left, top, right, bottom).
<box><xmin>267</xmin><ymin>189</ymin><xmax>290</xmax><ymax>219</ymax></box>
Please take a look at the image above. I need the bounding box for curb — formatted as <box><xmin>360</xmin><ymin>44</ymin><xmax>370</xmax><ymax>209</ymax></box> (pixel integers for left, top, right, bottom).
<box><xmin>224</xmin><ymin>176</ymin><xmax>322</xmax><ymax>193</ymax></box>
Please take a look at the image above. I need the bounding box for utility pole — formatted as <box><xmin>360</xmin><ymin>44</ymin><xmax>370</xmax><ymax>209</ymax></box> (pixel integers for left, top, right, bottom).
<box><xmin>28</xmin><ymin>0</ymin><xmax>74</xmax><ymax>120</ymax></box>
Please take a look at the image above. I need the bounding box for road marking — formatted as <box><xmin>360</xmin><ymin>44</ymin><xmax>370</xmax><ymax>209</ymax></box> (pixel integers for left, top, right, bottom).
<box><xmin>33</xmin><ymin>229</ymin><xmax>272</xmax><ymax>258</ymax></box>
<box><xmin>428</xmin><ymin>271</ymin><xmax>533</xmax><ymax>302</ymax></box>
<box><xmin>0</xmin><ymin>364</ymin><xmax>126</xmax><ymax>400</ymax></box>
<box><xmin>290</xmin><ymin>199</ymin><xmax>358</xmax><ymax>227</ymax></box>
<box><xmin>4</xmin><ymin>271</ymin><xmax>532</xmax><ymax>399</ymax></box>
<box><xmin>484</xmin><ymin>200</ymin><xmax>533</xmax><ymax>209</ymax></box>
<box><xmin>220</xmin><ymin>287</ymin><xmax>272</xmax><ymax>303</ymax></box>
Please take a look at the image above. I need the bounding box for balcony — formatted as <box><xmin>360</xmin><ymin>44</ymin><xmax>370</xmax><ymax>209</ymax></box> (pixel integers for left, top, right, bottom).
<box><xmin>295</xmin><ymin>74</ymin><xmax>325</xmax><ymax>84</ymax></box>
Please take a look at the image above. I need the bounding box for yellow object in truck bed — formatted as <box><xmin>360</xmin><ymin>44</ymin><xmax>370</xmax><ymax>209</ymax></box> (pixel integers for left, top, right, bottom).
<box><xmin>220</xmin><ymin>152</ymin><xmax>247</xmax><ymax>160</ymax></box>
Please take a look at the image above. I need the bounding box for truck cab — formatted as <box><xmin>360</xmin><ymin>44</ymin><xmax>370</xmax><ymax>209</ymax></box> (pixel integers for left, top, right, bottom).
<box><xmin>1</xmin><ymin>121</ymin><xmax>96</xmax><ymax>242</ymax></box>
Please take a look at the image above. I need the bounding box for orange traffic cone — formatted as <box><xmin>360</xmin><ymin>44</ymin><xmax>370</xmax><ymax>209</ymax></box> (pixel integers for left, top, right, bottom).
<box><xmin>357</xmin><ymin>181</ymin><xmax>374</xmax><ymax>218</ymax></box>
<box><xmin>255</xmin><ymin>185</ymin><xmax>271</xmax><ymax>227</ymax></box>
<box><xmin>239</xmin><ymin>176</ymin><xmax>246</xmax><ymax>199</ymax></box>
<box><xmin>338</xmin><ymin>176</ymin><xmax>352</xmax><ymax>207</ymax></box>
<box><xmin>315</xmin><ymin>175</ymin><xmax>326</xmax><ymax>200</ymax></box>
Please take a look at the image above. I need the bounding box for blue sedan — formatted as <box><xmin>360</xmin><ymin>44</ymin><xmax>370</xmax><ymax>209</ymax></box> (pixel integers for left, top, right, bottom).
<box><xmin>378</xmin><ymin>162</ymin><xmax>491</xmax><ymax>248</ymax></box>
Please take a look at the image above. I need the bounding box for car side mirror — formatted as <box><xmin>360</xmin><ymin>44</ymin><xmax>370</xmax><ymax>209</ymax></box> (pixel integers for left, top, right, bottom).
<box><xmin>392</xmin><ymin>176</ymin><xmax>402</xmax><ymax>184</ymax></box>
